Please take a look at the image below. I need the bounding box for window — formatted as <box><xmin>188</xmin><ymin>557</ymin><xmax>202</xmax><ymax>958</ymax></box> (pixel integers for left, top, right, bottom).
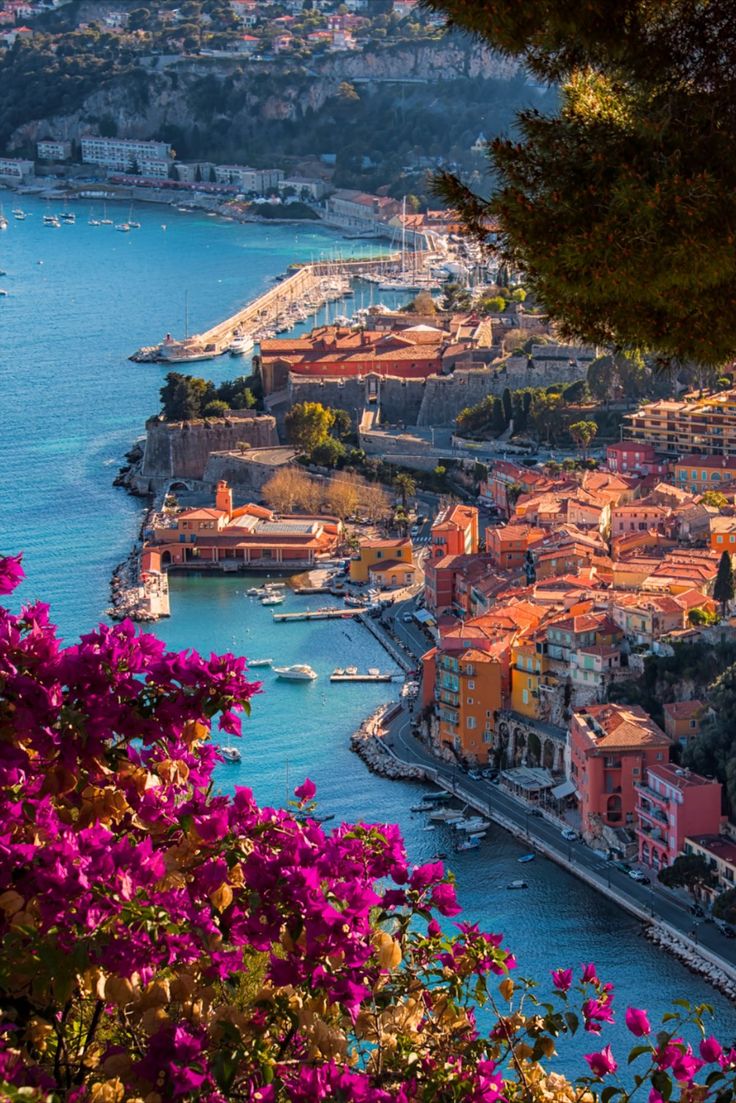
<box><xmin>466</xmin><ymin>717</ymin><xmax>476</xmax><ymax>730</ymax></box>
<box><xmin>656</xmin><ymin>752</ymin><xmax>664</xmax><ymax>761</ymax></box>
<box><xmin>465</xmin><ymin>664</ymin><xmax>474</xmax><ymax>676</ymax></box>
<box><xmin>466</xmin><ymin>697</ymin><xmax>474</xmax><ymax>705</ymax></box>
<box><xmin>522</xmin><ymin>689</ymin><xmax>529</xmax><ymax>705</ymax></box>
<box><xmin>718</xmin><ymin>535</ymin><xmax>724</xmax><ymax>543</ymax></box>
<box><xmin>486</xmin><ymin>709</ymin><xmax>492</xmax><ymax>718</ymax></box>
<box><xmin>633</xmin><ymin>767</ymin><xmax>640</xmax><ymax>776</ymax></box>
<box><xmin>690</xmin><ymin>719</ymin><xmax>696</xmax><ymax>728</ymax></box>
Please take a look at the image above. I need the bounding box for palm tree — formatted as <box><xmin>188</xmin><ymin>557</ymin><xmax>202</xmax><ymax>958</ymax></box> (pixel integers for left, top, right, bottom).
<box><xmin>393</xmin><ymin>472</ymin><xmax>417</xmax><ymax>511</ymax></box>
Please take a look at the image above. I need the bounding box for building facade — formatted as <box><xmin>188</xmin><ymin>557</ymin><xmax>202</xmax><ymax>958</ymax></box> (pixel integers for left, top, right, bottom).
<box><xmin>622</xmin><ymin>389</ymin><xmax>736</xmax><ymax>458</ymax></box>
<box><xmin>636</xmin><ymin>763</ymin><xmax>722</xmax><ymax>871</ymax></box>
<box><xmin>0</xmin><ymin>157</ymin><xmax>34</xmax><ymax>180</ymax></box>
<box><xmin>37</xmin><ymin>139</ymin><xmax>71</xmax><ymax>161</ymax></box>
<box><xmin>349</xmin><ymin>537</ymin><xmax>413</xmax><ymax>583</ymax></box>
<box><xmin>80</xmin><ymin>137</ymin><xmax>173</xmax><ymax>173</ymax></box>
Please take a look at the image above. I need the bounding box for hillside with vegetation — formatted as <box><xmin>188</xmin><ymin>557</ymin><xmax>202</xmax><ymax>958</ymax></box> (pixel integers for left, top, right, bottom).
<box><xmin>0</xmin><ymin>3</ymin><xmax>555</xmax><ymax>206</ymax></box>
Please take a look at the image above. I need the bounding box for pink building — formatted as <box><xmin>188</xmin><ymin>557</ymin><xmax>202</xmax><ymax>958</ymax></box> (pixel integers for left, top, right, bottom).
<box><xmin>430</xmin><ymin>503</ymin><xmax>479</xmax><ymax>559</ymax></box>
<box><xmin>607</xmin><ymin>442</ymin><xmax>668</xmax><ymax>476</ymax></box>
<box><xmin>569</xmin><ymin>704</ymin><xmax>671</xmax><ymax>840</ymax></box>
<box><xmin>610</xmin><ymin>503</ymin><xmax>669</xmax><ymax>538</ymax></box>
<box><xmin>636</xmin><ymin>763</ymin><xmax>722</xmax><ymax>872</ymax></box>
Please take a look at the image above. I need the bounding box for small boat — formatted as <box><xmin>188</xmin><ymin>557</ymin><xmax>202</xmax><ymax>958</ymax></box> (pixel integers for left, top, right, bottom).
<box><xmin>334</xmin><ymin>668</ymin><xmax>345</xmax><ymax>676</ymax></box>
<box><xmin>423</xmin><ymin>824</ymin><xmax>437</xmax><ymax>832</ymax></box>
<box><xmin>88</xmin><ymin>218</ymin><xmax>101</xmax><ymax>226</ymax></box>
<box><xmin>261</xmin><ymin>594</ymin><xmax>284</xmax><ymax>606</ymax></box>
<box><xmin>508</xmin><ymin>880</ymin><xmax>528</xmax><ymax>890</ymax></box>
<box><xmin>220</xmin><ymin>746</ymin><xmax>242</xmax><ymax>763</ymax></box>
<box><xmin>11</xmin><ymin>208</ymin><xmax>22</xmax><ymax>216</ymax></box>
<box><xmin>367</xmin><ymin>667</ymin><xmax>380</xmax><ymax>676</ymax></box>
<box><xmin>60</xmin><ymin>212</ymin><xmax>76</xmax><ymax>224</ymax></box>
<box><xmin>43</xmin><ymin>215</ymin><xmax>60</xmax><ymax>227</ymax></box>
<box><xmin>161</xmin><ymin>224</ymin><xmax>167</xmax><ymax>231</ymax></box>
<box><xmin>410</xmin><ymin>802</ymin><xmax>434</xmax><ymax>813</ymax></box>
<box><xmin>456</xmin><ymin>836</ymin><xmax>481</xmax><ymax>852</ymax></box>
<box><xmin>273</xmin><ymin>664</ymin><xmax>318</xmax><ymax>682</ymax></box>
<box><xmin>115</xmin><ymin>222</ymin><xmax>131</xmax><ymax>232</ymax></box>
<box><xmin>518</xmin><ymin>854</ymin><xmax>536</xmax><ymax>864</ymax></box>
<box><xmin>13</xmin><ymin>211</ymin><xmax>26</xmax><ymax>221</ymax></box>
<box><xmin>0</xmin><ymin>289</ymin><xmax>7</xmax><ymax>297</ymax></box>
<box><xmin>246</xmin><ymin>587</ymin><xmax>260</xmax><ymax>596</ymax></box>
<box><xmin>345</xmin><ymin>666</ymin><xmax>358</xmax><ymax>675</ymax></box>
<box><xmin>0</xmin><ymin>212</ymin><xmax>7</xmax><ymax>231</ymax></box>
<box><xmin>248</xmin><ymin>658</ymin><xmax>273</xmax><ymax>668</ymax></box>
<box><xmin>128</xmin><ymin>220</ymin><xmax>141</xmax><ymax>229</ymax></box>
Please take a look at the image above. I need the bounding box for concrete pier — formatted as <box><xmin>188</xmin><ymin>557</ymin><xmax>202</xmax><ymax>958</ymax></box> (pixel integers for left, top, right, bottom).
<box><xmin>130</xmin><ymin>254</ymin><xmax>401</xmax><ymax>363</ymax></box>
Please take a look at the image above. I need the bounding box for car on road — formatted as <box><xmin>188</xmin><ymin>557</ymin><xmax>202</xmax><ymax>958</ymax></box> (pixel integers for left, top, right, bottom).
<box><xmin>529</xmin><ymin>808</ymin><xmax>543</xmax><ymax>817</ymax></box>
<box><xmin>410</xmin><ymin>525</ymin><xmax>420</xmax><ymax>537</ymax></box>
<box><xmin>689</xmin><ymin>903</ymin><xmax>705</xmax><ymax>918</ymax></box>
<box><xmin>467</xmin><ymin>769</ymin><xmax>482</xmax><ymax>780</ymax></box>
<box><xmin>720</xmin><ymin>923</ymin><xmax>736</xmax><ymax>939</ymax></box>
<box><xmin>629</xmin><ymin>870</ymin><xmax>650</xmax><ymax>884</ymax></box>
<box><xmin>561</xmin><ymin>828</ymin><xmax>578</xmax><ymax>841</ymax></box>
<box><xmin>401</xmin><ymin>612</ymin><xmax>414</xmax><ymax>623</ymax></box>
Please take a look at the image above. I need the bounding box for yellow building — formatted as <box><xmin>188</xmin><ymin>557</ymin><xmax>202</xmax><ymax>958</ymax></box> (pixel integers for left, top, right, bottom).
<box><xmin>623</xmin><ymin>390</ymin><xmax>736</xmax><ymax>457</ymax></box>
<box><xmin>349</xmin><ymin>537</ymin><xmax>414</xmax><ymax>584</ymax></box>
<box><xmin>510</xmin><ymin>640</ymin><xmax>557</xmax><ymax>720</ymax></box>
<box><xmin>436</xmin><ymin>647</ymin><xmax>504</xmax><ymax>764</ymax></box>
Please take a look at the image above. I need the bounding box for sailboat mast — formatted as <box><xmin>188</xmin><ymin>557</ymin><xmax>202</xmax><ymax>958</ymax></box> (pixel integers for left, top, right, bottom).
<box><xmin>184</xmin><ymin>290</ymin><xmax>189</xmax><ymax>340</ymax></box>
<box><xmin>401</xmin><ymin>196</ymin><xmax>407</xmax><ymax>277</ymax></box>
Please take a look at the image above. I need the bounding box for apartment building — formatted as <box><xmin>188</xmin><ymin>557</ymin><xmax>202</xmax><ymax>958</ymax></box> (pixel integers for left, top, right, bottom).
<box><xmin>430</xmin><ymin>503</ymin><xmax>479</xmax><ymax>560</ymax></box>
<box><xmin>673</xmin><ymin>453</ymin><xmax>736</xmax><ymax>493</ymax></box>
<box><xmin>37</xmin><ymin>139</ymin><xmax>71</xmax><ymax>161</ymax></box>
<box><xmin>622</xmin><ymin>389</ymin><xmax>736</xmax><ymax>457</ymax></box>
<box><xmin>81</xmin><ymin>137</ymin><xmax>172</xmax><ymax>173</ymax></box>
<box><xmin>569</xmin><ymin>703</ymin><xmax>671</xmax><ymax>840</ymax></box>
<box><xmin>213</xmin><ymin>165</ymin><xmax>284</xmax><ymax>191</ymax></box>
<box><xmin>636</xmin><ymin>764</ymin><xmax>722</xmax><ymax>871</ymax></box>
<box><xmin>0</xmin><ymin>157</ymin><xmax>34</xmax><ymax>181</ymax></box>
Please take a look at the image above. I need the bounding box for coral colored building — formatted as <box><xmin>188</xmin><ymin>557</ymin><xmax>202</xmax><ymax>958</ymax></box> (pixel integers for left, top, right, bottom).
<box><xmin>569</xmin><ymin>704</ymin><xmax>671</xmax><ymax>841</ymax></box>
<box><xmin>435</xmin><ymin>645</ymin><xmax>504</xmax><ymax>764</ymax></box>
<box><xmin>486</xmin><ymin>524</ymin><xmax>545</xmax><ymax>570</ymax></box>
<box><xmin>430</xmin><ymin>503</ymin><xmax>479</xmax><ymax>559</ymax></box>
<box><xmin>635</xmin><ymin>763</ymin><xmax>722</xmax><ymax>871</ymax></box>
<box><xmin>606</xmin><ymin>442</ymin><xmax>668</xmax><ymax>476</ymax></box>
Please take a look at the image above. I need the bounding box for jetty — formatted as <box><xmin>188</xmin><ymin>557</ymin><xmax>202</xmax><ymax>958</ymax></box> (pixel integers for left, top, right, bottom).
<box><xmin>273</xmin><ymin>607</ymin><xmax>361</xmax><ymax>623</ymax></box>
<box><xmin>130</xmin><ymin>254</ymin><xmax>400</xmax><ymax>363</ymax></box>
<box><xmin>330</xmin><ymin>671</ymin><xmax>396</xmax><ymax>683</ymax></box>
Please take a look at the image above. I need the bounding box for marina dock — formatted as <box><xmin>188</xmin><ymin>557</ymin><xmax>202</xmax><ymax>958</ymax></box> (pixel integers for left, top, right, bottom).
<box><xmin>330</xmin><ymin>671</ymin><xmax>395</xmax><ymax>683</ymax></box>
<box><xmin>130</xmin><ymin>254</ymin><xmax>400</xmax><ymax>364</ymax></box>
<box><xmin>273</xmin><ymin>608</ymin><xmax>361</xmax><ymax>622</ymax></box>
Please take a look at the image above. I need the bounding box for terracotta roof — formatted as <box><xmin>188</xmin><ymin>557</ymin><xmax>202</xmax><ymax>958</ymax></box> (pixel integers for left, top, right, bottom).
<box><xmin>662</xmin><ymin>700</ymin><xmax>705</xmax><ymax>720</ymax></box>
<box><xmin>369</xmin><ymin>559</ymin><xmax>417</xmax><ymax>574</ymax></box>
<box><xmin>676</xmin><ymin>454</ymin><xmax>736</xmax><ymax>470</ymax></box>
<box><xmin>574</xmin><ymin>703</ymin><xmax>670</xmax><ymax>751</ymax></box>
<box><xmin>178</xmin><ymin>508</ymin><xmax>223</xmax><ymax>521</ymax></box>
<box><xmin>360</xmin><ymin>538</ymin><xmax>411</xmax><ymax>549</ymax></box>
<box><xmin>647</xmin><ymin>762</ymin><xmax>716</xmax><ymax>790</ymax></box>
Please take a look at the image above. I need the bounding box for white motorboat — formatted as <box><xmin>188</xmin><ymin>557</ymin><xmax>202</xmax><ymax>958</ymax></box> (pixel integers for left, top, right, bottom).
<box><xmin>220</xmin><ymin>746</ymin><xmax>242</xmax><ymax>763</ymax></box>
<box><xmin>88</xmin><ymin>218</ymin><xmax>101</xmax><ymax>226</ymax></box>
<box><xmin>455</xmin><ymin>818</ymin><xmax>490</xmax><ymax>833</ymax></box>
<box><xmin>273</xmin><ymin>664</ymin><xmax>318</xmax><ymax>682</ymax></box>
<box><xmin>228</xmin><ymin>332</ymin><xmax>254</xmax><ymax>355</ymax></box>
<box><xmin>429</xmin><ymin>808</ymin><xmax>462</xmax><ymax>822</ymax></box>
<box><xmin>345</xmin><ymin>665</ymin><xmax>358</xmax><ymax>675</ymax></box>
<box><xmin>0</xmin><ymin>289</ymin><xmax>8</xmax><ymax>297</ymax></box>
<box><xmin>43</xmin><ymin>215</ymin><xmax>60</xmax><ymax>227</ymax></box>
<box><xmin>507</xmin><ymin>880</ymin><xmax>528</xmax><ymax>890</ymax></box>
<box><xmin>246</xmin><ymin>587</ymin><xmax>261</xmax><ymax>596</ymax></box>
<box><xmin>129</xmin><ymin>220</ymin><xmax>141</xmax><ymax>229</ymax></box>
<box><xmin>261</xmin><ymin>594</ymin><xmax>284</xmax><ymax>606</ymax></box>
<box><xmin>248</xmin><ymin>658</ymin><xmax>273</xmax><ymax>668</ymax></box>
<box><xmin>13</xmin><ymin>211</ymin><xmax>26</xmax><ymax>221</ymax></box>
<box><xmin>60</xmin><ymin>212</ymin><xmax>76</xmax><ymax>224</ymax></box>
<box><xmin>115</xmin><ymin>222</ymin><xmax>131</xmax><ymax>232</ymax></box>
<box><xmin>456</xmin><ymin>836</ymin><xmax>480</xmax><ymax>852</ymax></box>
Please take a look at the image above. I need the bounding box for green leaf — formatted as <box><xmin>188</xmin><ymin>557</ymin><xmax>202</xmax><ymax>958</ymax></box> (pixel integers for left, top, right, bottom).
<box><xmin>651</xmin><ymin>1070</ymin><xmax>672</xmax><ymax>1100</ymax></box>
<box><xmin>601</xmin><ymin>1087</ymin><xmax>621</xmax><ymax>1103</ymax></box>
<box><xmin>564</xmin><ymin>1011</ymin><xmax>579</xmax><ymax>1035</ymax></box>
<box><xmin>628</xmin><ymin>1044</ymin><xmax>652</xmax><ymax>1064</ymax></box>
<box><xmin>672</xmin><ymin>998</ymin><xmax>691</xmax><ymax>1009</ymax></box>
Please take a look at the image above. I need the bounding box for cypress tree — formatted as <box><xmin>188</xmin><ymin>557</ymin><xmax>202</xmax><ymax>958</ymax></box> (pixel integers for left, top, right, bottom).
<box><xmin>714</xmin><ymin>550</ymin><xmax>735</xmax><ymax>617</ymax></box>
<box><xmin>502</xmin><ymin>387</ymin><xmax>513</xmax><ymax>426</ymax></box>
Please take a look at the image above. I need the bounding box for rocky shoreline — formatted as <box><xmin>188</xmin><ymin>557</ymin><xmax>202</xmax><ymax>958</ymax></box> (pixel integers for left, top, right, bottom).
<box><xmin>645</xmin><ymin>925</ymin><xmax>736</xmax><ymax>1000</ymax></box>
<box><xmin>350</xmin><ymin>706</ymin><xmax>425</xmax><ymax>781</ymax></box>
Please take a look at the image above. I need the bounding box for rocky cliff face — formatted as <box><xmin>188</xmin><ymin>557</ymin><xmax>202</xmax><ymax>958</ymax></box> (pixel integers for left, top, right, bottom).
<box><xmin>8</xmin><ymin>37</ymin><xmax>521</xmax><ymax>151</ymax></box>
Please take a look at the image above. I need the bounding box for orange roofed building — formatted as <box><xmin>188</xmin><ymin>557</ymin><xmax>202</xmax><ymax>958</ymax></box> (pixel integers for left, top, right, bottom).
<box><xmin>430</xmin><ymin>503</ymin><xmax>479</xmax><ymax>559</ymax></box>
<box><xmin>349</xmin><ymin>536</ymin><xmax>414</xmax><ymax>584</ymax></box>
<box><xmin>569</xmin><ymin>704</ymin><xmax>671</xmax><ymax>842</ymax></box>
<box><xmin>141</xmin><ymin>481</ymin><xmax>342</xmax><ymax>571</ymax></box>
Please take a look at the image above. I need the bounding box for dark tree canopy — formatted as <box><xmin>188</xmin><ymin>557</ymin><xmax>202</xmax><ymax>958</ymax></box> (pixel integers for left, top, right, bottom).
<box><xmin>428</xmin><ymin>0</ymin><xmax>736</xmax><ymax>365</ymax></box>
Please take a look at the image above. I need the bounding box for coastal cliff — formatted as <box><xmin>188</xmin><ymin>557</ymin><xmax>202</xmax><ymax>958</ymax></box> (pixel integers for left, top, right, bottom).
<box><xmin>6</xmin><ymin>37</ymin><xmax>535</xmax><ymax>165</ymax></box>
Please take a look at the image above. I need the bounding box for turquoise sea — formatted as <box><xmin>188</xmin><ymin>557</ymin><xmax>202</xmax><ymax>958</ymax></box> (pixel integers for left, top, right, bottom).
<box><xmin>2</xmin><ymin>195</ymin><xmax>735</xmax><ymax>1070</ymax></box>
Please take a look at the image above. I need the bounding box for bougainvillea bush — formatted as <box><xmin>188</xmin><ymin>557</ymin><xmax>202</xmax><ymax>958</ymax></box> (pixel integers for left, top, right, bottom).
<box><xmin>0</xmin><ymin>553</ymin><xmax>734</xmax><ymax>1102</ymax></box>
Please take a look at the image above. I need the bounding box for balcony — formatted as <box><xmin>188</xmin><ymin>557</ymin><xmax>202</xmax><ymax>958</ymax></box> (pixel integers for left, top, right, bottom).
<box><xmin>635</xmin><ymin>783</ymin><xmax>669</xmax><ymax>807</ymax></box>
<box><xmin>637</xmin><ymin>801</ymin><xmax>668</xmax><ymax>828</ymax></box>
<box><xmin>635</xmin><ymin>822</ymin><xmax>664</xmax><ymax>842</ymax></box>
<box><xmin>437</xmin><ymin>688</ymin><xmax>459</xmax><ymax>708</ymax></box>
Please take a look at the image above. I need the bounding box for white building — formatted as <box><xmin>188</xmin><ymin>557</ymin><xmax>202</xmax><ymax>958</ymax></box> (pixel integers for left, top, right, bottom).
<box><xmin>80</xmin><ymin>136</ymin><xmax>172</xmax><ymax>173</ymax></box>
<box><xmin>0</xmin><ymin>157</ymin><xmax>34</xmax><ymax>181</ymax></box>
<box><xmin>37</xmin><ymin>139</ymin><xmax>72</xmax><ymax>161</ymax></box>
<box><xmin>138</xmin><ymin>157</ymin><xmax>171</xmax><ymax>178</ymax></box>
<box><xmin>279</xmin><ymin>177</ymin><xmax>328</xmax><ymax>200</ymax></box>
<box><xmin>213</xmin><ymin>165</ymin><xmax>284</xmax><ymax>192</ymax></box>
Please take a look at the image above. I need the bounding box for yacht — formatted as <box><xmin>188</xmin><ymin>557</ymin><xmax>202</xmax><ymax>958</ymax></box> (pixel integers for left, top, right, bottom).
<box><xmin>246</xmin><ymin>587</ymin><xmax>261</xmax><ymax>596</ymax></box>
<box><xmin>115</xmin><ymin>222</ymin><xmax>131</xmax><ymax>233</ymax></box>
<box><xmin>220</xmin><ymin>746</ymin><xmax>242</xmax><ymax>763</ymax></box>
<box><xmin>88</xmin><ymin>216</ymin><xmax>101</xmax><ymax>226</ymax></box>
<box><xmin>456</xmin><ymin>836</ymin><xmax>481</xmax><ymax>852</ymax></box>
<box><xmin>518</xmin><ymin>853</ymin><xmax>536</xmax><ymax>864</ymax></box>
<box><xmin>273</xmin><ymin>664</ymin><xmax>318</xmax><ymax>682</ymax></box>
<box><xmin>13</xmin><ymin>211</ymin><xmax>26</xmax><ymax>221</ymax></box>
<box><xmin>228</xmin><ymin>332</ymin><xmax>254</xmax><ymax>356</ymax></box>
<box><xmin>100</xmin><ymin>205</ymin><xmax>113</xmax><ymax>225</ymax></box>
<box><xmin>507</xmin><ymin>880</ymin><xmax>528</xmax><ymax>890</ymax></box>
<box><xmin>11</xmin><ymin>208</ymin><xmax>23</xmax><ymax>216</ymax></box>
<box><xmin>248</xmin><ymin>658</ymin><xmax>273</xmax><ymax>668</ymax></box>
<box><xmin>43</xmin><ymin>214</ymin><xmax>60</xmax><ymax>227</ymax></box>
<box><xmin>0</xmin><ymin>210</ymin><xmax>7</xmax><ymax>231</ymax></box>
<box><xmin>60</xmin><ymin>212</ymin><xmax>76</xmax><ymax>224</ymax></box>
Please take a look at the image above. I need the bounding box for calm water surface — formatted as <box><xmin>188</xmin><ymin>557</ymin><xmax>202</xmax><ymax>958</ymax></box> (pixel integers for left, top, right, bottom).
<box><xmin>1</xmin><ymin>196</ymin><xmax>734</xmax><ymax>1070</ymax></box>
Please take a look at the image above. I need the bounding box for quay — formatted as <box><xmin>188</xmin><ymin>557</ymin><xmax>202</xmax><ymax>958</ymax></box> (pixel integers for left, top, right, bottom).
<box><xmin>330</xmin><ymin>671</ymin><xmax>395</xmax><ymax>683</ymax></box>
<box><xmin>130</xmin><ymin>253</ymin><xmax>400</xmax><ymax>363</ymax></box>
<box><xmin>272</xmin><ymin>607</ymin><xmax>361</xmax><ymax>622</ymax></box>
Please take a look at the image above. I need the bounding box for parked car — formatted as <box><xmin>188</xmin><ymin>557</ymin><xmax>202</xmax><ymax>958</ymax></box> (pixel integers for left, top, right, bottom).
<box><xmin>401</xmin><ymin>612</ymin><xmax>414</xmax><ymax>623</ymax></box>
<box><xmin>690</xmin><ymin>903</ymin><xmax>705</xmax><ymax>918</ymax></box>
<box><xmin>529</xmin><ymin>808</ymin><xmax>543</xmax><ymax>818</ymax></box>
<box><xmin>720</xmin><ymin>924</ymin><xmax>736</xmax><ymax>939</ymax></box>
<box><xmin>629</xmin><ymin>869</ymin><xmax>650</xmax><ymax>883</ymax></box>
<box><xmin>410</xmin><ymin>525</ymin><xmax>420</xmax><ymax>537</ymax></box>
<box><xmin>468</xmin><ymin>770</ymin><xmax>482</xmax><ymax>780</ymax></box>
<box><xmin>561</xmin><ymin>828</ymin><xmax>578</xmax><ymax>841</ymax></box>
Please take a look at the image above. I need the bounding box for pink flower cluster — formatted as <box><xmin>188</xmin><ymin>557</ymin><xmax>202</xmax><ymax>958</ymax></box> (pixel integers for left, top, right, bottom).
<box><xmin>0</xmin><ymin>555</ymin><xmax>733</xmax><ymax>1103</ymax></box>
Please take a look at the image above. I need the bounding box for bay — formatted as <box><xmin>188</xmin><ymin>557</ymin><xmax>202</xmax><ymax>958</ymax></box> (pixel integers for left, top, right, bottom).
<box><xmin>1</xmin><ymin>195</ymin><xmax>734</xmax><ymax>1075</ymax></box>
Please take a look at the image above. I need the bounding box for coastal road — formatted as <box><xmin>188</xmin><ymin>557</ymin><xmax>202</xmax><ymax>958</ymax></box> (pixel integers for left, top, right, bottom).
<box><xmin>386</xmin><ymin>711</ymin><xmax>736</xmax><ymax>970</ymax></box>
